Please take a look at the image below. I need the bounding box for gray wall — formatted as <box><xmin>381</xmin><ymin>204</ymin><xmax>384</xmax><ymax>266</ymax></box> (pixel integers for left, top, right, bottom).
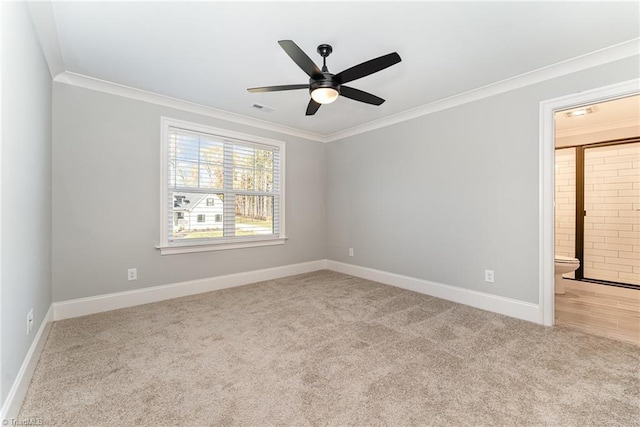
<box><xmin>52</xmin><ymin>84</ymin><xmax>327</xmax><ymax>302</ymax></box>
<box><xmin>1</xmin><ymin>3</ymin><xmax>53</xmax><ymax>403</ymax></box>
<box><xmin>327</xmin><ymin>56</ymin><xmax>639</xmax><ymax>304</ymax></box>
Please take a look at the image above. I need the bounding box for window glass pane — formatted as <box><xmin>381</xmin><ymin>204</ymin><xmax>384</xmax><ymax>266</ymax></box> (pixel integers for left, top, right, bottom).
<box><xmin>255</xmin><ymin>169</ymin><xmax>273</xmax><ymax>192</ymax></box>
<box><xmin>200</xmin><ymin>138</ymin><xmax>224</xmax><ymax>165</ymax></box>
<box><xmin>233</xmin><ymin>146</ymin><xmax>254</xmax><ymax>168</ymax></box>
<box><xmin>256</xmin><ymin>149</ymin><xmax>274</xmax><ymax>192</ymax></box>
<box><xmin>231</xmin><ymin>145</ymin><xmax>275</xmax><ymax>192</ymax></box>
<box><xmin>175</xmin><ymin>161</ymin><xmax>199</xmax><ymax>188</ymax></box>
<box><xmin>233</xmin><ymin>167</ymin><xmax>254</xmax><ymax>191</ymax></box>
<box><xmin>168</xmin><ymin>159</ymin><xmax>176</xmax><ymax>188</ymax></box>
<box><xmin>256</xmin><ymin>149</ymin><xmax>273</xmax><ymax>169</ymax></box>
<box><xmin>235</xmin><ymin>195</ymin><xmax>274</xmax><ymax>236</ymax></box>
<box><xmin>175</xmin><ymin>134</ymin><xmax>199</xmax><ymax>162</ymax></box>
<box><xmin>171</xmin><ymin>192</ymin><xmax>224</xmax><ymax>240</ymax></box>
<box><xmin>170</xmin><ymin>130</ymin><xmax>225</xmax><ymax>190</ymax></box>
<box><xmin>199</xmin><ymin>165</ymin><xmax>223</xmax><ymax>189</ymax></box>
<box><xmin>168</xmin><ymin>132</ymin><xmax>178</xmax><ymax>161</ymax></box>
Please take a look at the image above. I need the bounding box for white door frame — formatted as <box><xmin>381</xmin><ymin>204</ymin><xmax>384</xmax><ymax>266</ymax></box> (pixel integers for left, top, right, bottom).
<box><xmin>538</xmin><ymin>78</ymin><xmax>640</xmax><ymax>326</ymax></box>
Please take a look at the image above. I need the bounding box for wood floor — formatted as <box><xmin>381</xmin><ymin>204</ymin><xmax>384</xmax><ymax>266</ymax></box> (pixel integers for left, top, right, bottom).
<box><xmin>555</xmin><ymin>280</ymin><xmax>640</xmax><ymax>346</ymax></box>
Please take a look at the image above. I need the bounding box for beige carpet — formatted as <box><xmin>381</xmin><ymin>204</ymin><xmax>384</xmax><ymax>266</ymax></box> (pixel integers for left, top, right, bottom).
<box><xmin>18</xmin><ymin>270</ymin><xmax>640</xmax><ymax>426</ymax></box>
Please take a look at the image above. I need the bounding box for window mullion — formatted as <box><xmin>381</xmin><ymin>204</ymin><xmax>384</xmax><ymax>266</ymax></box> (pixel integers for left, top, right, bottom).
<box><xmin>223</xmin><ymin>141</ymin><xmax>235</xmax><ymax>237</ymax></box>
<box><xmin>197</xmin><ymin>135</ymin><xmax>201</xmax><ymax>189</ymax></box>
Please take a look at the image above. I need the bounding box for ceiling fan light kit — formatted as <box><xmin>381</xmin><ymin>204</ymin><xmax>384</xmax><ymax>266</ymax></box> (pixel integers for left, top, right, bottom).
<box><xmin>310</xmin><ymin>87</ymin><xmax>339</xmax><ymax>104</ymax></box>
<box><xmin>248</xmin><ymin>40</ymin><xmax>402</xmax><ymax>115</ymax></box>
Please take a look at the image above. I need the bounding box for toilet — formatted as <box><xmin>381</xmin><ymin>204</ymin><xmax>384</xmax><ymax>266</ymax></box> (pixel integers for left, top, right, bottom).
<box><xmin>554</xmin><ymin>256</ymin><xmax>580</xmax><ymax>294</ymax></box>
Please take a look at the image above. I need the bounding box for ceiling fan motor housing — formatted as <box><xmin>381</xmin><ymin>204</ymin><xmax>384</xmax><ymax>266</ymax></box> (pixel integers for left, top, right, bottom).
<box><xmin>310</xmin><ymin>73</ymin><xmax>341</xmax><ymax>95</ymax></box>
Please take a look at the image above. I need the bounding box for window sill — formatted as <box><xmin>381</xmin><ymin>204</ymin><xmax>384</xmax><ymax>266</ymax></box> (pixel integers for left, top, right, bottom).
<box><xmin>156</xmin><ymin>237</ymin><xmax>286</xmax><ymax>255</ymax></box>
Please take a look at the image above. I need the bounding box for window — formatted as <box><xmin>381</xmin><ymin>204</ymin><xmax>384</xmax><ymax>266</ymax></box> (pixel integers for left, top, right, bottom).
<box><xmin>159</xmin><ymin>117</ymin><xmax>285</xmax><ymax>254</ymax></box>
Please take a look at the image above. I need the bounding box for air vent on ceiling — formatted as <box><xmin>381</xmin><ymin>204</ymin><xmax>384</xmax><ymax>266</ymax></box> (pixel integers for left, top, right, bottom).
<box><xmin>251</xmin><ymin>103</ymin><xmax>274</xmax><ymax>113</ymax></box>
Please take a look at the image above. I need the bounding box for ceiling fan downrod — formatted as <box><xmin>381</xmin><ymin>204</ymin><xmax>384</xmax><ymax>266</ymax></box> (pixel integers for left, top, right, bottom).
<box><xmin>317</xmin><ymin>44</ymin><xmax>333</xmax><ymax>72</ymax></box>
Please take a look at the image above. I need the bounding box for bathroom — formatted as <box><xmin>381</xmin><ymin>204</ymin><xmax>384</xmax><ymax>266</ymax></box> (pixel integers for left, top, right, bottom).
<box><xmin>554</xmin><ymin>95</ymin><xmax>639</xmax><ymax>345</ymax></box>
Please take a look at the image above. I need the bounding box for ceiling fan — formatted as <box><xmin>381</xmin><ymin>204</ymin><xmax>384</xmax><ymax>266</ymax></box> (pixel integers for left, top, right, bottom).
<box><xmin>247</xmin><ymin>40</ymin><xmax>402</xmax><ymax>116</ymax></box>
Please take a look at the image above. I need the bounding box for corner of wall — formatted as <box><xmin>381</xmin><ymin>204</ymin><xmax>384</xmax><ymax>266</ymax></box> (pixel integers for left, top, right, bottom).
<box><xmin>0</xmin><ymin>308</ymin><xmax>53</xmax><ymax>422</ymax></box>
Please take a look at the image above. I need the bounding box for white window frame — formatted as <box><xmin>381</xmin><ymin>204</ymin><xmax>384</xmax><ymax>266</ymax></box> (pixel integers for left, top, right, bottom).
<box><xmin>157</xmin><ymin>117</ymin><xmax>286</xmax><ymax>255</ymax></box>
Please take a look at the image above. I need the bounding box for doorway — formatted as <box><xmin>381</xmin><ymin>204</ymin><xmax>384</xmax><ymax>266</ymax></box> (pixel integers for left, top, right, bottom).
<box><xmin>539</xmin><ymin>79</ymin><xmax>639</xmax><ymax>327</ymax></box>
<box><xmin>551</xmin><ymin>95</ymin><xmax>639</xmax><ymax>344</ymax></box>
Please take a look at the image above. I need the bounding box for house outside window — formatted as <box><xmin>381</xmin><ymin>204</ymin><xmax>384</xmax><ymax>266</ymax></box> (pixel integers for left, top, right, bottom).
<box><xmin>159</xmin><ymin>117</ymin><xmax>286</xmax><ymax>254</ymax></box>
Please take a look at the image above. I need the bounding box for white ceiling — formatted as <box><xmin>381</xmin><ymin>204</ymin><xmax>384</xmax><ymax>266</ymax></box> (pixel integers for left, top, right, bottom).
<box><xmin>34</xmin><ymin>1</ymin><xmax>640</xmax><ymax>137</ymax></box>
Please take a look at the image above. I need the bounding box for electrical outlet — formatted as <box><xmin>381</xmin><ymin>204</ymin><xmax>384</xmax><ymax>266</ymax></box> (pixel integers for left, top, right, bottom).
<box><xmin>485</xmin><ymin>270</ymin><xmax>495</xmax><ymax>283</ymax></box>
<box><xmin>27</xmin><ymin>308</ymin><xmax>34</xmax><ymax>335</ymax></box>
<box><xmin>349</xmin><ymin>248</ymin><xmax>354</xmax><ymax>257</ymax></box>
<box><xmin>128</xmin><ymin>268</ymin><xmax>137</xmax><ymax>281</ymax></box>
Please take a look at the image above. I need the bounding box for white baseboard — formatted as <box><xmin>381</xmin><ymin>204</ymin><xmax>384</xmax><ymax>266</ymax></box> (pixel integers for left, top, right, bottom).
<box><xmin>53</xmin><ymin>258</ymin><xmax>542</xmax><ymax>324</ymax></box>
<box><xmin>53</xmin><ymin>260</ymin><xmax>328</xmax><ymax>321</ymax></box>
<box><xmin>1</xmin><ymin>305</ymin><xmax>53</xmax><ymax>422</ymax></box>
<box><xmin>326</xmin><ymin>260</ymin><xmax>542</xmax><ymax>324</ymax></box>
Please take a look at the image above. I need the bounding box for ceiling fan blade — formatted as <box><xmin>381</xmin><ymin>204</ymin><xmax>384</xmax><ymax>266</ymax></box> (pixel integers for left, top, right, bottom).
<box><xmin>278</xmin><ymin>40</ymin><xmax>323</xmax><ymax>78</ymax></box>
<box><xmin>340</xmin><ymin>86</ymin><xmax>385</xmax><ymax>105</ymax></box>
<box><xmin>306</xmin><ymin>99</ymin><xmax>321</xmax><ymax>116</ymax></box>
<box><xmin>247</xmin><ymin>84</ymin><xmax>308</xmax><ymax>93</ymax></box>
<box><xmin>335</xmin><ymin>52</ymin><xmax>401</xmax><ymax>84</ymax></box>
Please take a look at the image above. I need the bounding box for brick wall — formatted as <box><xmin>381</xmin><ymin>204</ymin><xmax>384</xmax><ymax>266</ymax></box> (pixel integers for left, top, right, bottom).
<box><xmin>583</xmin><ymin>142</ymin><xmax>639</xmax><ymax>285</ymax></box>
<box><xmin>555</xmin><ymin>148</ymin><xmax>576</xmax><ymax>280</ymax></box>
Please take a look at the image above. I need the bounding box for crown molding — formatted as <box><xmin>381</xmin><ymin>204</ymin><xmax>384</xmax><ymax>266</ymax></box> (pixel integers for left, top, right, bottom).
<box><xmin>51</xmin><ymin>38</ymin><xmax>638</xmax><ymax>144</ymax></box>
<box><xmin>54</xmin><ymin>72</ymin><xmax>328</xmax><ymax>143</ymax></box>
<box><xmin>323</xmin><ymin>38</ymin><xmax>640</xmax><ymax>143</ymax></box>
